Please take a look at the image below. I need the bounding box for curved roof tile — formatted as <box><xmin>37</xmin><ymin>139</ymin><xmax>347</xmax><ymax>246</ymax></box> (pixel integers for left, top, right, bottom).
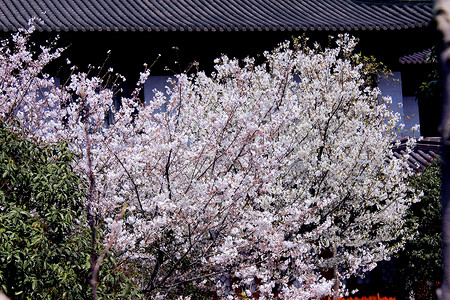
<box><xmin>393</xmin><ymin>137</ymin><xmax>441</xmax><ymax>173</ymax></box>
<box><xmin>0</xmin><ymin>0</ymin><xmax>434</xmax><ymax>32</ymax></box>
<box><xmin>399</xmin><ymin>48</ymin><xmax>432</xmax><ymax>64</ymax></box>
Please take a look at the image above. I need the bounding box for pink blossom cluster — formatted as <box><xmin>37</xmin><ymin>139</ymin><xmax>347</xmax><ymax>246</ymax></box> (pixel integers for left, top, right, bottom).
<box><xmin>0</xmin><ymin>24</ymin><xmax>419</xmax><ymax>299</ymax></box>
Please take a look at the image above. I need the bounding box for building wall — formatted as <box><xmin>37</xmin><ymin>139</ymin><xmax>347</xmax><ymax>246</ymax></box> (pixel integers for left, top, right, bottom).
<box><xmin>143</xmin><ymin>76</ymin><xmax>172</xmax><ymax>105</ymax></box>
<box><xmin>378</xmin><ymin>72</ymin><xmax>420</xmax><ymax>137</ymax></box>
<box><xmin>145</xmin><ymin>72</ymin><xmax>422</xmax><ymax>137</ymax></box>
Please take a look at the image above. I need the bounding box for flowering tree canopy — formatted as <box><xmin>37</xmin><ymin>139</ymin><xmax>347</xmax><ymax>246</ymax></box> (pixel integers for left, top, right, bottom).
<box><xmin>0</xmin><ymin>22</ymin><xmax>419</xmax><ymax>299</ymax></box>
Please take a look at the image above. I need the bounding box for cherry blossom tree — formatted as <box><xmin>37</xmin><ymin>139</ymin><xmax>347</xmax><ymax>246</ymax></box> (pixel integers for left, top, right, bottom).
<box><xmin>0</xmin><ymin>22</ymin><xmax>420</xmax><ymax>299</ymax></box>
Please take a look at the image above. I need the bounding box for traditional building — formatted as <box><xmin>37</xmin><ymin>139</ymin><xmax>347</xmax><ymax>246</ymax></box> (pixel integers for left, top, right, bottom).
<box><xmin>0</xmin><ymin>0</ymin><xmax>436</xmax><ymax>135</ymax></box>
<box><xmin>0</xmin><ymin>1</ymin><xmax>441</xmax><ymax>298</ymax></box>
<box><xmin>0</xmin><ymin>0</ymin><xmax>436</xmax><ymax>134</ymax></box>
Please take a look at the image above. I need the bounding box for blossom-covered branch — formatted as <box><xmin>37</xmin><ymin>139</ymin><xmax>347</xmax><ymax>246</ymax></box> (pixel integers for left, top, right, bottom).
<box><xmin>0</xmin><ymin>24</ymin><xmax>419</xmax><ymax>299</ymax></box>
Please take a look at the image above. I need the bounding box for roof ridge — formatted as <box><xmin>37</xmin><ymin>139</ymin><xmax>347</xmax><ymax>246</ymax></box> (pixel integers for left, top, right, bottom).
<box><xmin>353</xmin><ymin>0</ymin><xmax>432</xmax><ymax>4</ymax></box>
<box><xmin>0</xmin><ymin>0</ymin><xmax>434</xmax><ymax>32</ymax></box>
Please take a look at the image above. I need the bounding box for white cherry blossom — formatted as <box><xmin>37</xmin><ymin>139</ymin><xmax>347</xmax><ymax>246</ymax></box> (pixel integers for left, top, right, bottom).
<box><xmin>0</xmin><ymin>26</ymin><xmax>419</xmax><ymax>299</ymax></box>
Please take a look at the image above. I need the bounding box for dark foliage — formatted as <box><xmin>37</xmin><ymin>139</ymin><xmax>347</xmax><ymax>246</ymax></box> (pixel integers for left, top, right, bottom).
<box><xmin>391</xmin><ymin>158</ymin><xmax>442</xmax><ymax>299</ymax></box>
<box><xmin>0</xmin><ymin>125</ymin><xmax>139</xmax><ymax>299</ymax></box>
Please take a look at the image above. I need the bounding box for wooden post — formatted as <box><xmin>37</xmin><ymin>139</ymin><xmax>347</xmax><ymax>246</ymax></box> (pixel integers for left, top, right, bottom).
<box><xmin>435</xmin><ymin>0</ymin><xmax>450</xmax><ymax>299</ymax></box>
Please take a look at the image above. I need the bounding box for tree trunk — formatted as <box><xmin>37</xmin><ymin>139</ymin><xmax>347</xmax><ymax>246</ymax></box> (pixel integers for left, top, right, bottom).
<box><xmin>333</xmin><ymin>246</ymin><xmax>339</xmax><ymax>300</ymax></box>
<box><xmin>436</xmin><ymin>1</ymin><xmax>450</xmax><ymax>299</ymax></box>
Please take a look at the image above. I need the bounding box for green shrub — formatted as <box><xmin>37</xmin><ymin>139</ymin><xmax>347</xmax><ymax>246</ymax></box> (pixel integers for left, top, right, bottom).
<box><xmin>0</xmin><ymin>125</ymin><xmax>139</xmax><ymax>299</ymax></box>
<box><xmin>392</xmin><ymin>158</ymin><xmax>442</xmax><ymax>299</ymax></box>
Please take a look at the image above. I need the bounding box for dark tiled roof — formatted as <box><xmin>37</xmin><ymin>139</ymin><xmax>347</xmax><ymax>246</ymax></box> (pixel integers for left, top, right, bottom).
<box><xmin>393</xmin><ymin>137</ymin><xmax>441</xmax><ymax>173</ymax></box>
<box><xmin>0</xmin><ymin>0</ymin><xmax>433</xmax><ymax>32</ymax></box>
<box><xmin>399</xmin><ymin>48</ymin><xmax>432</xmax><ymax>64</ymax></box>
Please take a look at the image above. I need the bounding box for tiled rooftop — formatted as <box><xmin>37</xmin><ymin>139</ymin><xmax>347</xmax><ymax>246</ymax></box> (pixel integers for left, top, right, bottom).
<box><xmin>0</xmin><ymin>0</ymin><xmax>433</xmax><ymax>32</ymax></box>
<box><xmin>393</xmin><ymin>137</ymin><xmax>441</xmax><ymax>173</ymax></box>
<box><xmin>399</xmin><ymin>48</ymin><xmax>432</xmax><ymax>64</ymax></box>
